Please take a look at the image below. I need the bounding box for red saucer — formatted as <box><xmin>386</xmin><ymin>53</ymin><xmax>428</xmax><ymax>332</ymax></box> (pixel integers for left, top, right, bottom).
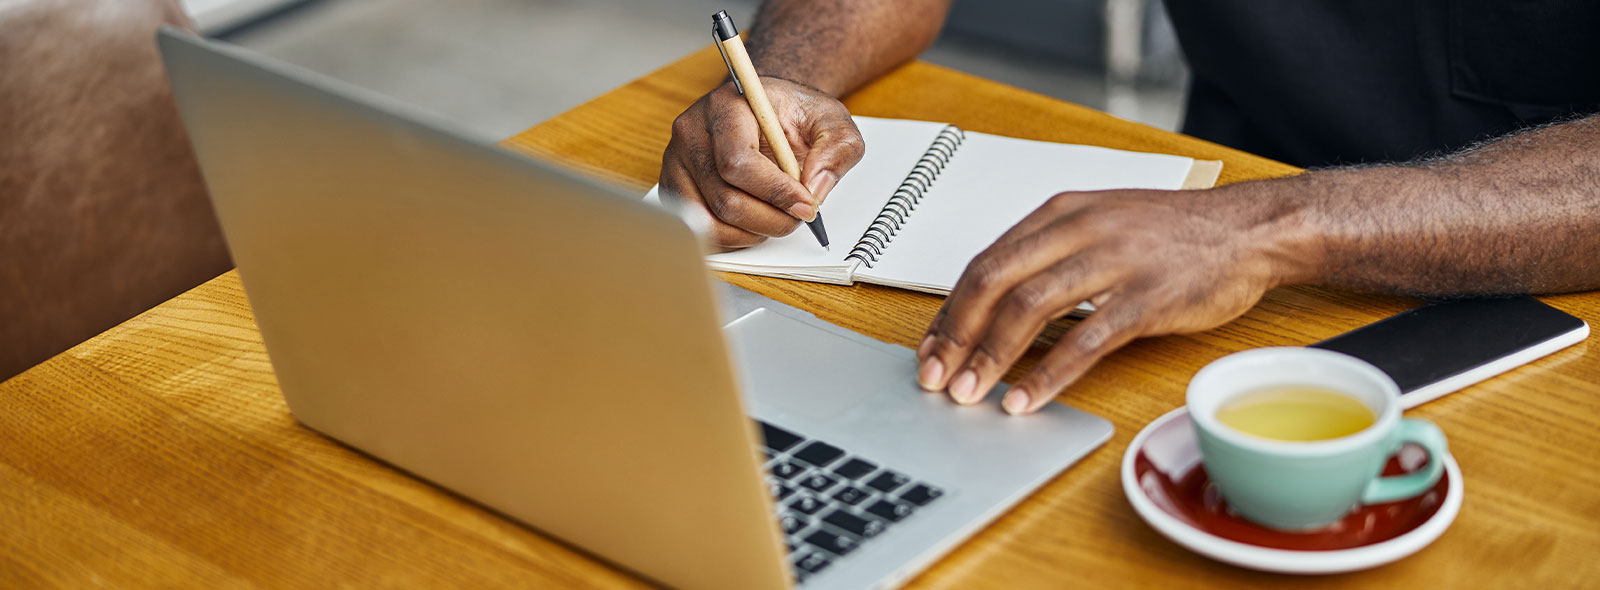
<box><xmin>1134</xmin><ymin>412</ymin><xmax>1447</xmax><ymax>550</ymax></box>
<box><xmin>1122</xmin><ymin>408</ymin><xmax>1462</xmax><ymax>573</ymax></box>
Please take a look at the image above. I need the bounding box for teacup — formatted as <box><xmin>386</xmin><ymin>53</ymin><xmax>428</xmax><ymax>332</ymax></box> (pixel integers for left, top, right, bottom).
<box><xmin>1186</xmin><ymin>347</ymin><xmax>1450</xmax><ymax>530</ymax></box>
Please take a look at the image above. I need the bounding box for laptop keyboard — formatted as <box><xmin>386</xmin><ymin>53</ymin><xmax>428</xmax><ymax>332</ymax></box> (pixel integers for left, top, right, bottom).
<box><xmin>757</xmin><ymin>420</ymin><xmax>946</xmax><ymax>585</ymax></box>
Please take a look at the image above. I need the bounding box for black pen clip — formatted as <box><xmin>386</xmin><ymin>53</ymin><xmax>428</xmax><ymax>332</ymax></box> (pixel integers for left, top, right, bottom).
<box><xmin>713</xmin><ymin>30</ymin><xmax>745</xmax><ymax>95</ymax></box>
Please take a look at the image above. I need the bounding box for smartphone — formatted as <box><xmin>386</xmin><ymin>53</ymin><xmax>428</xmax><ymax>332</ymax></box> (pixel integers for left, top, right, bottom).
<box><xmin>1310</xmin><ymin>296</ymin><xmax>1589</xmax><ymax>408</ymax></box>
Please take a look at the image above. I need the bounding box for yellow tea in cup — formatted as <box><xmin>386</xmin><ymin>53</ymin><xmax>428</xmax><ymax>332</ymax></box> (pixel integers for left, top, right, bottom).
<box><xmin>1216</xmin><ymin>386</ymin><xmax>1376</xmax><ymax>442</ymax></box>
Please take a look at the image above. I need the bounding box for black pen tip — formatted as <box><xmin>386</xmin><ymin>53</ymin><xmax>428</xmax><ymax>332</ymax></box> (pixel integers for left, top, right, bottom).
<box><xmin>808</xmin><ymin>214</ymin><xmax>830</xmax><ymax>248</ymax></box>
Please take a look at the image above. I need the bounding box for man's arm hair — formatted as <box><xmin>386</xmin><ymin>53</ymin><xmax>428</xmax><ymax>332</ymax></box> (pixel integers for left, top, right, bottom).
<box><xmin>1253</xmin><ymin>113</ymin><xmax>1600</xmax><ymax>295</ymax></box>
<box><xmin>747</xmin><ymin>0</ymin><xmax>953</xmax><ymax>97</ymax></box>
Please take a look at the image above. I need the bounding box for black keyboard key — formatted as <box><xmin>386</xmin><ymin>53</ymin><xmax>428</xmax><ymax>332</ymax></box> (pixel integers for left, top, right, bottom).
<box><xmin>865</xmin><ymin>499</ymin><xmax>914</xmax><ymax>522</ymax></box>
<box><xmin>770</xmin><ymin>461</ymin><xmax>805</xmax><ymax>480</ymax></box>
<box><xmin>759</xmin><ymin>422</ymin><xmax>805</xmax><ymax>452</ymax></box>
<box><xmin>831</xmin><ymin>458</ymin><xmax>877</xmax><ymax>480</ymax></box>
<box><xmin>779</xmin><ymin>514</ymin><xmax>809</xmax><ymax>535</ymax></box>
<box><xmin>832</xmin><ymin>486</ymin><xmax>869</xmax><ymax>506</ymax></box>
<box><xmin>822</xmin><ymin>509</ymin><xmax>885</xmax><ymax>538</ymax></box>
<box><xmin>803</xmin><ymin>529</ymin><xmax>857</xmax><ymax>556</ymax></box>
<box><xmin>792</xmin><ymin>441</ymin><xmax>845</xmax><ymax>467</ymax></box>
<box><xmin>799</xmin><ymin>472</ymin><xmax>839</xmax><ymax>493</ymax></box>
<box><xmin>898</xmin><ymin>483</ymin><xmax>943</xmax><ymax>506</ymax></box>
<box><xmin>795</xmin><ymin>551</ymin><xmax>832</xmax><ymax>574</ymax></box>
<box><xmin>866</xmin><ymin>470</ymin><xmax>910</xmax><ymax>493</ymax></box>
<box><xmin>788</xmin><ymin>495</ymin><xmax>826</xmax><ymax>516</ymax></box>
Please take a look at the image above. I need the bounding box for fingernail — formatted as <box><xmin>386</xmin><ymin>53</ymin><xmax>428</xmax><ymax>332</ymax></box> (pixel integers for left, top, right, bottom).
<box><xmin>787</xmin><ymin>201</ymin><xmax>816</xmax><ymax>222</ymax></box>
<box><xmin>917</xmin><ymin>334</ymin><xmax>935</xmax><ymax>359</ymax></box>
<box><xmin>1003</xmin><ymin>389</ymin><xmax>1030</xmax><ymax>415</ymax></box>
<box><xmin>950</xmin><ymin>370</ymin><xmax>978</xmax><ymax>405</ymax></box>
<box><xmin>806</xmin><ymin>171</ymin><xmax>838</xmax><ymax>203</ymax></box>
<box><xmin>917</xmin><ymin>357</ymin><xmax>943</xmax><ymax>391</ymax></box>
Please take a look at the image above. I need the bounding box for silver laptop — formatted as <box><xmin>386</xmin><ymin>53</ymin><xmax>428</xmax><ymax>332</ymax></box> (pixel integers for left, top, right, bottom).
<box><xmin>159</xmin><ymin>29</ymin><xmax>1112</xmax><ymax>590</ymax></box>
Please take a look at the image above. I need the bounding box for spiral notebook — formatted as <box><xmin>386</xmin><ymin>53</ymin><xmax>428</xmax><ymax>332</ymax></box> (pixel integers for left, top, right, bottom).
<box><xmin>644</xmin><ymin>116</ymin><xmax>1221</xmax><ymax>297</ymax></box>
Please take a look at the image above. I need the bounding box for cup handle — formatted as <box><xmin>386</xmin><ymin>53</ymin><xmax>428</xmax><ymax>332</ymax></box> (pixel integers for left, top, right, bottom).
<box><xmin>1361</xmin><ymin>418</ymin><xmax>1449</xmax><ymax>504</ymax></box>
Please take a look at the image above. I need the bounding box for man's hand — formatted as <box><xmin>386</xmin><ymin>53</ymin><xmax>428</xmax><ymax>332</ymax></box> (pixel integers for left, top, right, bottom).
<box><xmin>914</xmin><ymin>188</ymin><xmax>1314</xmax><ymax>415</ymax></box>
<box><xmin>659</xmin><ymin>77</ymin><xmax>864</xmax><ymax>250</ymax></box>
<box><xmin>651</xmin><ymin>0</ymin><xmax>952</xmax><ymax>249</ymax></box>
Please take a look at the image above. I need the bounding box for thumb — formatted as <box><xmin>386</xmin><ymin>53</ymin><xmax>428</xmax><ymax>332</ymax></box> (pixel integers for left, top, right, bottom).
<box><xmin>800</xmin><ymin>117</ymin><xmax>866</xmax><ymax>208</ymax></box>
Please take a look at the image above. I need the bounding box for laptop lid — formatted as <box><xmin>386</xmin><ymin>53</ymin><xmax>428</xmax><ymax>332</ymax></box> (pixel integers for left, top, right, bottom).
<box><xmin>158</xmin><ymin>28</ymin><xmax>791</xmax><ymax>589</ymax></box>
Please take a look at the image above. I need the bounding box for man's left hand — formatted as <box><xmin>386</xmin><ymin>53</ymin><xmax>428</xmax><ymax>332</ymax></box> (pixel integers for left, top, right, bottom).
<box><xmin>914</xmin><ymin>186</ymin><xmax>1314</xmax><ymax>414</ymax></box>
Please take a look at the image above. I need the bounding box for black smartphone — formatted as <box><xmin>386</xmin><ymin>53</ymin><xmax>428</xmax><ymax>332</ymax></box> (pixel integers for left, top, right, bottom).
<box><xmin>1309</xmin><ymin>296</ymin><xmax>1589</xmax><ymax>408</ymax></box>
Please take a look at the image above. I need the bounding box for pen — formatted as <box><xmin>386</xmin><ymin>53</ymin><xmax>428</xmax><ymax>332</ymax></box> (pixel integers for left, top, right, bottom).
<box><xmin>712</xmin><ymin>10</ymin><xmax>830</xmax><ymax>250</ymax></box>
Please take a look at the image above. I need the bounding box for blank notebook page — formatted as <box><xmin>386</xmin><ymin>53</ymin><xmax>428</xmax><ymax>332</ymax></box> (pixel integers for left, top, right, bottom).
<box><xmin>855</xmin><ymin>131</ymin><xmax>1196</xmax><ymax>292</ymax></box>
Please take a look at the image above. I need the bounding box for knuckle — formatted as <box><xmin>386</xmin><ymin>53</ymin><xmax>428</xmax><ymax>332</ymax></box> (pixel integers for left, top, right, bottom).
<box><xmin>1073</xmin><ymin>319</ymin><xmax>1121</xmax><ymax>356</ymax></box>
<box><xmin>1002</xmin><ymin>284</ymin><xmax>1054</xmax><ymax>316</ymax></box>
<box><xmin>670</xmin><ymin>111</ymin><xmax>699</xmax><ymax>136</ymax></box>
<box><xmin>1029</xmin><ymin>364</ymin><xmax>1066</xmax><ymax>394</ymax></box>
<box><xmin>707</xmin><ymin>190</ymin><xmax>742</xmax><ymax>218</ymax></box>
<box><xmin>1053</xmin><ymin>255</ymin><xmax>1092</xmax><ymax>285</ymax></box>
<box><xmin>1069</xmin><ymin>326</ymin><xmax>1105</xmax><ymax>357</ymax></box>
<box><xmin>964</xmin><ymin>254</ymin><xmax>1007</xmax><ymax>290</ymax></box>
<box><xmin>969</xmin><ymin>342</ymin><xmax>1002</xmax><ymax>370</ymax></box>
<box><xmin>833</xmin><ymin>132</ymin><xmax>867</xmax><ymax>161</ymax></box>
<box><xmin>715</xmin><ymin>150</ymin><xmax>752</xmax><ymax>180</ymax></box>
<box><xmin>1046</xmin><ymin>191</ymin><xmax>1082</xmax><ymax>210</ymax></box>
<box><xmin>935</xmin><ymin>325</ymin><xmax>972</xmax><ymax>351</ymax></box>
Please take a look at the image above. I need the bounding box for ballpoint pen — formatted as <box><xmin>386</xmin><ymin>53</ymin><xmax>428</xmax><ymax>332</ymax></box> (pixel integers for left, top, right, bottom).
<box><xmin>713</xmin><ymin>10</ymin><xmax>830</xmax><ymax>250</ymax></box>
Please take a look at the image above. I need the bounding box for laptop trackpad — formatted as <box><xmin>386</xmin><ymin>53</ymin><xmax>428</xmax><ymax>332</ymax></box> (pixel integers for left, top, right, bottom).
<box><xmin>722</xmin><ymin>309</ymin><xmax>917</xmax><ymax>423</ymax></box>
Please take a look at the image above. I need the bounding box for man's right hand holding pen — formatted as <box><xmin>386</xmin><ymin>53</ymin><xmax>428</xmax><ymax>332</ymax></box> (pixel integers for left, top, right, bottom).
<box><xmin>659</xmin><ymin>77</ymin><xmax>861</xmax><ymax>251</ymax></box>
<box><xmin>657</xmin><ymin>0</ymin><xmax>952</xmax><ymax>251</ymax></box>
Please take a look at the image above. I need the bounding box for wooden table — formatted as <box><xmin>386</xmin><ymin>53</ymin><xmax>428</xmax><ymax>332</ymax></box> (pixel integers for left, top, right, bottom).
<box><xmin>5</xmin><ymin>46</ymin><xmax>1598</xmax><ymax>589</ymax></box>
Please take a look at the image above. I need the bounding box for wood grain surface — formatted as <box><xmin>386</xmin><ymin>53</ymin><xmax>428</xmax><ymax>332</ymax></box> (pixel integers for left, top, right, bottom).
<box><xmin>4</xmin><ymin>46</ymin><xmax>1597</xmax><ymax>589</ymax></box>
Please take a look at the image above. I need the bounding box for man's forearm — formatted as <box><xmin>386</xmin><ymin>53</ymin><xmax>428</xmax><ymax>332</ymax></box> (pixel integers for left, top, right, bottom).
<box><xmin>0</xmin><ymin>0</ymin><xmax>230</xmax><ymax>378</ymax></box>
<box><xmin>748</xmin><ymin>0</ymin><xmax>951</xmax><ymax>97</ymax></box>
<box><xmin>1252</xmin><ymin>114</ymin><xmax>1600</xmax><ymax>295</ymax></box>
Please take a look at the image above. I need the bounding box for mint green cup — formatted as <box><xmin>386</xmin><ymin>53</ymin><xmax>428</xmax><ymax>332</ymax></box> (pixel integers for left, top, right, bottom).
<box><xmin>1186</xmin><ymin>347</ymin><xmax>1450</xmax><ymax>530</ymax></box>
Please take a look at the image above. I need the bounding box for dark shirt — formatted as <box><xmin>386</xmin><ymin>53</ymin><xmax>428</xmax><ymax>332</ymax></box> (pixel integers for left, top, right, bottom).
<box><xmin>1163</xmin><ymin>0</ymin><xmax>1600</xmax><ymax>168</ymax></box>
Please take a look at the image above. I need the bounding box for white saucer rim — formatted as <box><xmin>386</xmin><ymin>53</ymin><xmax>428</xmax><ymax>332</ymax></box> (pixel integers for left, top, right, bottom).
<box><xmin>1120</xmin><ymin>407</ymin><xmax>1464</xmax><ymax>575</ymax></box>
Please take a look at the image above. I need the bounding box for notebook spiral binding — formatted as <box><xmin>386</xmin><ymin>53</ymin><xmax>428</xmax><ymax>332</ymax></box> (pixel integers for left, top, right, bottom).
<box><xmin>844</xmin><ymin>125</ymin><xmax>966</xmax><ymax>267</ymax></box>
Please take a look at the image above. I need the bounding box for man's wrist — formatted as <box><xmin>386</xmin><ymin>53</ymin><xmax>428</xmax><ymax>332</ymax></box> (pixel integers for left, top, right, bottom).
<box><xmin>746</xmin><ymin>57</ymin><xmax>844</xmax><ymax>96</ymax></box>
<box><xmin>760</xmin><ymin>74</ymin><xmax>829</xmax><ymax>96</ymax></box>
<box><xmin>747</xmin><ymin>40</ymin><xmax>851</xmax><ymax>96</ymax></box>
<box><xmin>1207</xmin><ymin>175</ymin><xmax>1328</xmax><ymax>289</ymax></box>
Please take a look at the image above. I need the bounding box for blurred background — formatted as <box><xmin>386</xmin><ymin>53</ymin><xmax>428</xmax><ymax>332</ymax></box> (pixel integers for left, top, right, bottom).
<box><xmin>187</xmin><ymin>0</ymin><xmax>1190</xmax><ymax>140</ymax></box>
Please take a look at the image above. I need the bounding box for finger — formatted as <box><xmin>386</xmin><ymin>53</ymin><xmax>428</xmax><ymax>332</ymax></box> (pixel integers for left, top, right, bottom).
<box><xmin>799</xmin><ymin>114</ymin><xmax>866</xmax><ymax>207</ymax></box>
<box><xmin>706</xmin><ymin>93</ymin><xmax>815</xmax><ymax>220</ymax></box>
<box><xmin>660</xmin><ymin>152</ymin><xmax>765</xmax><ymax>249</ymax></box>
<box><xmin>1003</xmin><ymin>300</ymin><xmax>1146</xmax><ymax>415</ymax></box>
<box><xmin>917</xmin><ymin>224</ymin><xmax>1095</xmax><ymax>394</ymax></box>
<box><xmin>950</xmin><ymin>254</ymin><xmax>1120</xmax><ymax>406</ymax></box>
<box><xmin>685</xmin><ymin>140</ymin><xmax>805</xmax><ymax>238</ymax></box>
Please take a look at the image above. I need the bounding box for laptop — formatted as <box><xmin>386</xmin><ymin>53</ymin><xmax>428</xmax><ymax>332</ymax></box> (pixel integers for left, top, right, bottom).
<box><xmin>158</xmin><ymin>29</ymin><xmax>1113</xmax><ymax>589</ymax></box>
